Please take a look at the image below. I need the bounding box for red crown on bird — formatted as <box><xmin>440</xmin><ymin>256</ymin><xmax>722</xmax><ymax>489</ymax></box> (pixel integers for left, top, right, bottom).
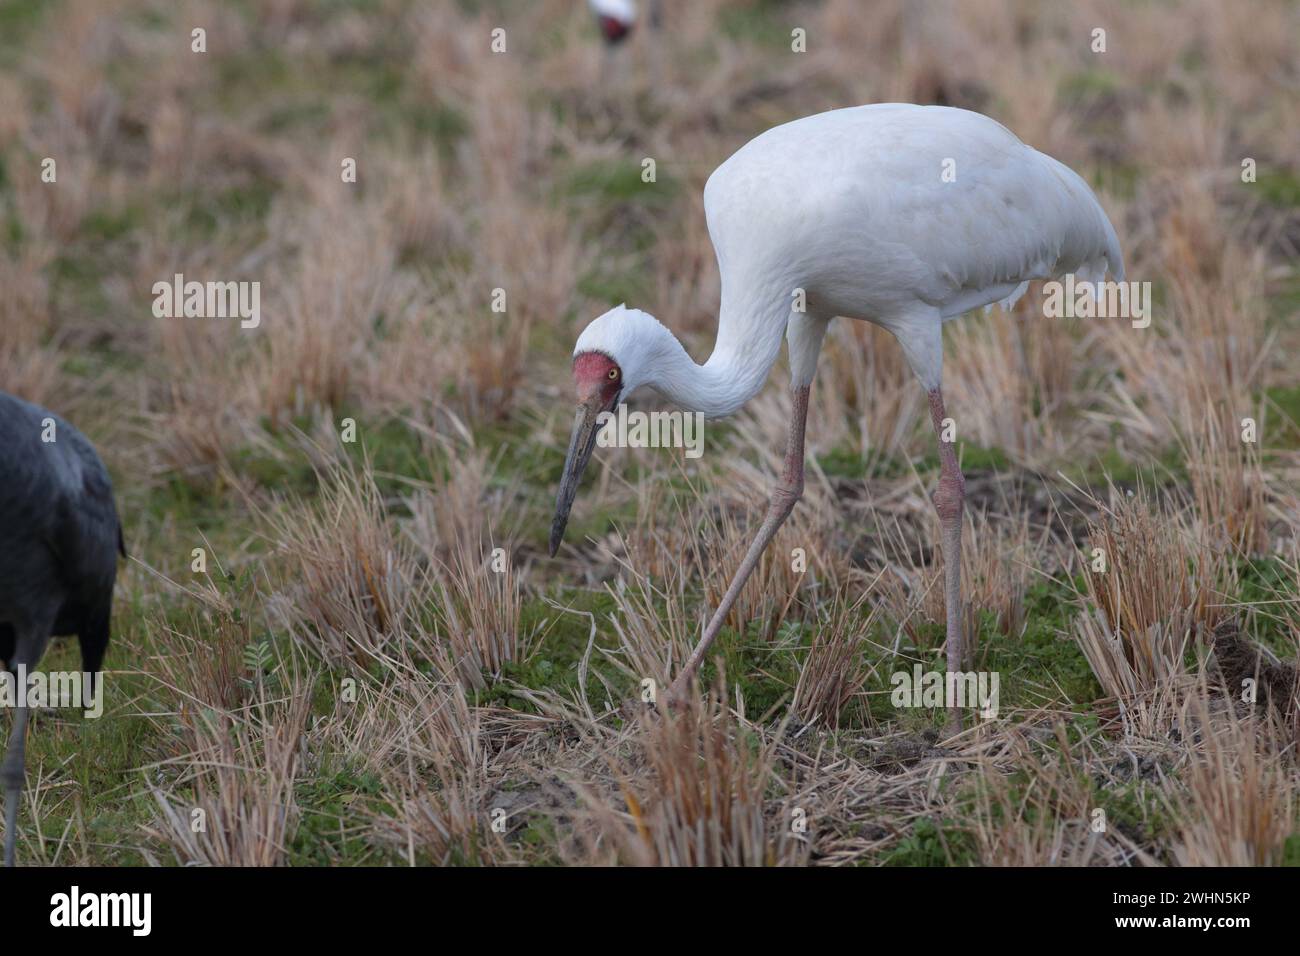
<box><xmin>572</xmin><ymin>351</ymin><xmax>622</xmax><ymax>404</ymax></box>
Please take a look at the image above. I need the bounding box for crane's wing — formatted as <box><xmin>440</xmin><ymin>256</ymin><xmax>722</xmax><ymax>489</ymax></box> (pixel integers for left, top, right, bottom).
<box><xmin>704</xmin><ymin>104</ymin><xmax>1124</xmax><ymax>323</ymax></box>
<box><xmin>0</xmin><ymin>394</ymin><xmax>121</xmax><ymax>612</ymax></box>
<box><xmin>48</xmin><ymin>428</ymin><xmax>123</xmax><ymax>608</ymax></box>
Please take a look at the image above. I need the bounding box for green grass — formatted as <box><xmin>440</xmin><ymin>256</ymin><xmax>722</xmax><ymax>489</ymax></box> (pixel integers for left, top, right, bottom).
<box><xmin>717</xmin><ymin>0</ymin><xmax>800</xmax><ymax>49</ymax></box>
<box><xmin>565</xmin><ymin>159</ymin><xmax>670</xmax><ymax>204</ymax></box>
<box><xmin>24</xmin><ymin>638</ymin><xmax>165</xmax><ymax>865</ymax></box>
<box><xmin>1235</xmin><ymin>555</ymin><xmax>1300</xmax><ymax>658</ymax></box>
<box><xmin>816</xmin><ymin>439</ymin><xmax>1011</xmax><ymax>481</ymax></box>
<box><xmin>696</xmin><ymin>618</ymin><xmax>800</xmax><ymax>719</ymax></box>
<box><xmin>1282</xmin><ymin>834</ymin><xmax>1300</xmax><ymax>867</ymax></box>
<box><xmin>1095</xmin><ymin>778</ymin><xmax>1174</xmax><ymax>848</ymax></box>
<box><xmin>1255</xmin><ymin>169</ymin><xmax>1300</xmax><ymax>209</ymax></box>
<box><xmin>477</xmin><ymin>589</ymin><xmax>634</xmax><ymax>712</ymax></box>
<box><xmin>882</xmin><ymin>816</ymin><xmax>977</xmax><ymax>866</ymax></box>
<box><xmin>1057</xmin><ymin>68</ymin><xmax>1123</xmax><ymax>103</ymax></box>
<box><xmin>0</xmin><ymin>0</ymin><xmax>56</xmax><ymax>64</ymax></box>
<box><xmin>290</xmin><ymin>763</ymin><xmax>385</xmax><ymax>865</ymax></box>
<box><xmin>1060</xmin><ymin>444</ymin><xmax>1187</xmax><ymax>489</ymax></box>
<box><xmin>182</xmin><ymin>181</ymin><xmax>277</xmax><ymax>238</ymax></box>
<box><xmin>980</xmin><ymin>579</ymin><xmax>1100</xmax><ymax>709</ymax></box>
<box><xmin>577</xmin><ymin>267</ymin><xmax>654</xmax><ymax>309</ymax></box>
<box><xmin>1265</xmin><ymin>385</ymin><xmax>1300</xmax><ymax>448</ymax></box>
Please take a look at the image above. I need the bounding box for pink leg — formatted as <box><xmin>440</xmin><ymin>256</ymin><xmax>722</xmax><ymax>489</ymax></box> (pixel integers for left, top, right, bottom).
<box><xmin>927</xmin><ymin>388</ymin><xmax>966</xmax><ymax>736</ymax></box>
<box><xmin>668</xmin><ymin>385</ymin><xmax>810</xmax><ymax>701</ymax></box>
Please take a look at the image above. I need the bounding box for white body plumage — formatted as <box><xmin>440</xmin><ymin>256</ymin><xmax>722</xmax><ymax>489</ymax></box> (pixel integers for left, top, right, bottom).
<box><xmin>575</xmin><ymin>103</ymin><xmax>1124</xmax><ymax>414</ymax></box>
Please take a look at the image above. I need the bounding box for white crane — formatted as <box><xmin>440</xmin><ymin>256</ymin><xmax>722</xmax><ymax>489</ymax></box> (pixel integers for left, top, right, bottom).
<box><xmin>587</xmin><ymin>0</ymin><xmax>637</xmax><ymax>45</ymax></box>
<box><xmin>549</xmin><ymin>103</ymin><xmax>1124</xmax><ymax>730</ymax></box>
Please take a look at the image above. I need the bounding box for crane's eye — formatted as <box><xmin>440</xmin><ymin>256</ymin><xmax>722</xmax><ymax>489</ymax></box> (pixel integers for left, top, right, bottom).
<box><xmin>608</xmin><ymin>368</ymin><xmax>620</xmax><ymax>381</ymax></box>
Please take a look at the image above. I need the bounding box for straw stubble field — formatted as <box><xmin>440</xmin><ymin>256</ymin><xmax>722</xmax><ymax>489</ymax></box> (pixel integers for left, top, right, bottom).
<box><xmin>1</xmin><ymin>0</ymin><xmax>1298</xmax><ymax>865</ymax></box>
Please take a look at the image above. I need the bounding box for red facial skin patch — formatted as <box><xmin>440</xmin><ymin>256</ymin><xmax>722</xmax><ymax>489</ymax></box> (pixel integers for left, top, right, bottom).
<box><xmin>572</xmin><ymin>351</ymin><xmax>622</xmax><ymax>404</ymax></box>
<box><xmin>599</xmin><ymin>16</ymin><xmax>631</xmax><ymax>43</ymax></box>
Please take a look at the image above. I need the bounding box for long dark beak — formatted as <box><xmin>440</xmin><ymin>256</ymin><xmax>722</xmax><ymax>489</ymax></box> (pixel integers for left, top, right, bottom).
<box><xmin>549</xmin><ymin>393</ymin><xmax>617</xmax><ymax>556</ymax></box>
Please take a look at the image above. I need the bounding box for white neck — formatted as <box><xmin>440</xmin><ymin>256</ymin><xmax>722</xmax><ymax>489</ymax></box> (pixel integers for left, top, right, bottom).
<box><xmin>644</xmin><ymin>291</ymin><xmax>789</xmax><ymax>418</ymax></box>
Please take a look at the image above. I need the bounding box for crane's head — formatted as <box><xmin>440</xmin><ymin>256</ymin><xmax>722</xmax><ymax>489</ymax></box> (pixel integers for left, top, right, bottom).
<box><xmin>589</xmin><ymin>0</ymin><xmax>636</xmax><ymax>44</ymax></box>
<box><xmin>550</xmin><ymin>304</ymin><xmax>664</xmax><ymax>556</ymax></box>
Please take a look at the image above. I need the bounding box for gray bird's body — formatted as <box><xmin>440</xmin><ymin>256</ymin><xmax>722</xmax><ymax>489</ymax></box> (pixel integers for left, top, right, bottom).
<box><xmin>0</xmin><ymin>390</ymin><xmax>123</xmax><ymax>866</ymax></box>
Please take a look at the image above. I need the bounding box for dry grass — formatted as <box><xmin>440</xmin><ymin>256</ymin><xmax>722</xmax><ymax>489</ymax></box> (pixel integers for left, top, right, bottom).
<box><xmin>143</xmin><ymin>597</ymin><xmax>314</xmax><ymax>866</ymax></box>
<box><xmin>792</xmin><ymin>587</ymin><xmax>880</xmax><ymax>728</ymax></box>
<box><xmin>970</xmin><ymin>731</ymin><xmax>1126</xmax><ymax>867</ymax></box>
<box><xmin>1167</xmin><ymin>694</ymin><xmax>1296</xmax><ymax>866</ymax></box>
<box><xmin>424</xmin><ymin>531</ymin><xmax>525</xmax><ymax>691</ymax></box>
<box><xmin>1073</xmin><ymin>482</ymin><xmax>1228</xmax><ymax>726</ymax></box>
<box><xmin>145</xmin><ymin>691</ymin><xmax>310</xmax><ymax>866</ymax></box>
<box><xmin>261</xmin><ymin>456</ymin><xmax>414</xmax><ymax>668</ymax></box>
<box><xmin>1183</xmin><ymin>406</ymin><xmax>1271</xmax><ymax>556</ymax></box>
<box><xmin>573</xmin><ymin>685</ymin><xmax>809</xmax><ymax>866</ymax></box>
<box><xmin>364</xmin><ymin>673</ymin><xmax>513</xmax><ymax>866</ymax></box>
<box><xmin>602</xmin><ymin>534</ymin><xmax>699</xmax><ymax>689</ymax></box>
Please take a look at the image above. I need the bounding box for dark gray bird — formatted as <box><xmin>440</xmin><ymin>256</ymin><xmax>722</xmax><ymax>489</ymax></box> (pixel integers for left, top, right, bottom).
<box><xmin>0</xmin><ymin>391</ymin><xmax>123</xmax><ymax>866</ymax></box>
